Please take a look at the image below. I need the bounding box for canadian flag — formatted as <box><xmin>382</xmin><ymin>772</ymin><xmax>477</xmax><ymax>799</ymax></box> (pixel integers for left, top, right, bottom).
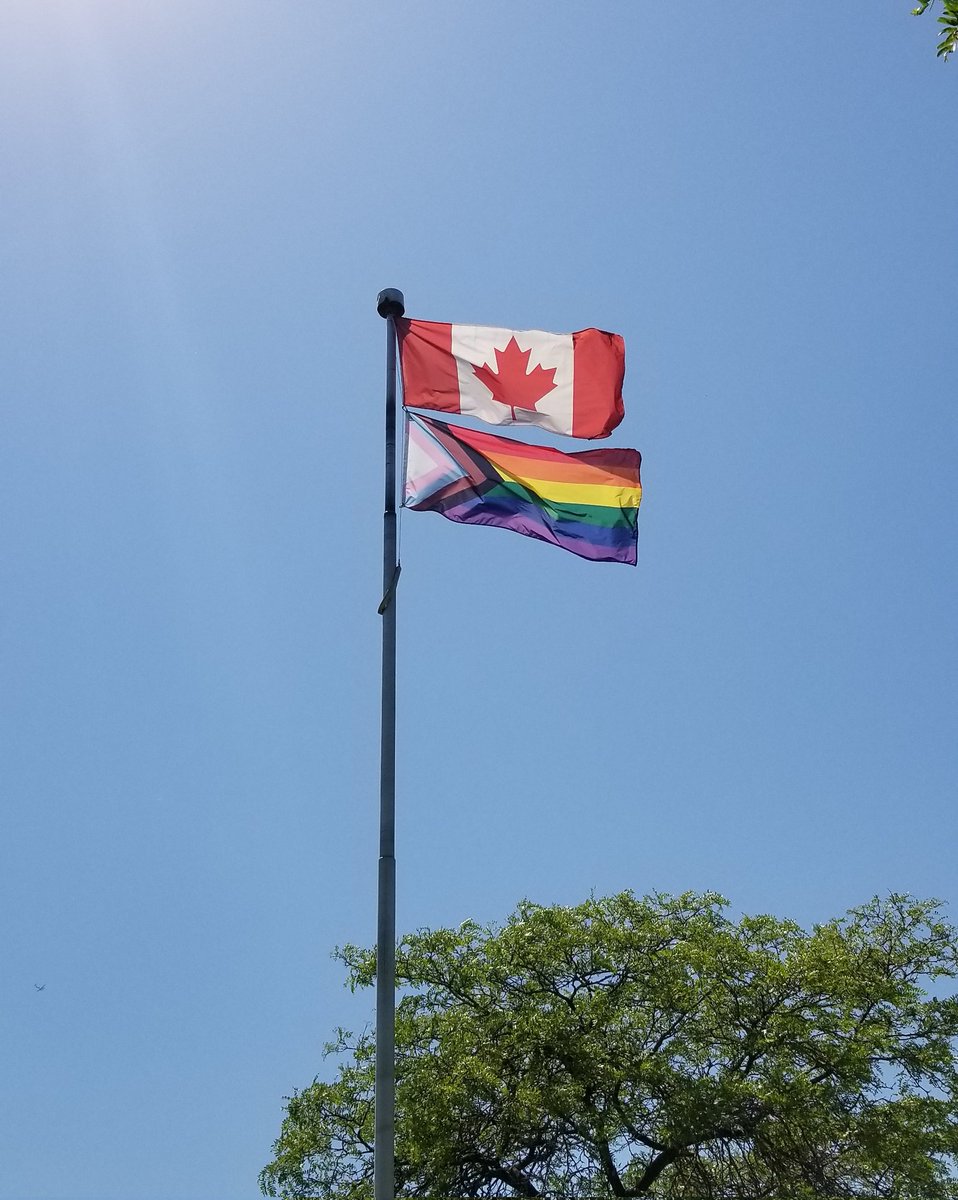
<box><xmin>396</xmin><ymin>319</ymin><xmax>625</xmax><ymax>440</ymax></box>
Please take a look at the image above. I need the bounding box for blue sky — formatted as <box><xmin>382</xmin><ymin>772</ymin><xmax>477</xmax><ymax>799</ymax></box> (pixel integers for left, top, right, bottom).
<box><xmin>1</xmin><ymin>4</ymin><xmax>956</xmax><ymax>1198</ymax></box>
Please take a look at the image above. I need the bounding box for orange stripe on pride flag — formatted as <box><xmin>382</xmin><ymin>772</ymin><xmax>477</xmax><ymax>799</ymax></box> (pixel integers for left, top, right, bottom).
<box><xmin>486</xmin><ymin>448</ymin><xmax>639</xmax><ymax>490</ymax></box>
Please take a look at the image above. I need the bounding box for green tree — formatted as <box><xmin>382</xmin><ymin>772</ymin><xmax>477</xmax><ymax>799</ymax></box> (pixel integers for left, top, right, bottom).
<box><xmin>914</xmin><ymin>0</ymin><xmax>958</xmax><ymax>59</ymax></box>
<box><xmin>262</xmin><ymin>891</ymin><xmax>958</xmax><ymax>1199</ymax></box>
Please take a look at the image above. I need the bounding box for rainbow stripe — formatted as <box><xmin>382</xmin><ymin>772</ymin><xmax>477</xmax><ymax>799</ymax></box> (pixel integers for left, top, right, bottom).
<box><xmin>404</xmin><ymin>414</ymin><xmax>641</xmax><ymax>565</ymax></box>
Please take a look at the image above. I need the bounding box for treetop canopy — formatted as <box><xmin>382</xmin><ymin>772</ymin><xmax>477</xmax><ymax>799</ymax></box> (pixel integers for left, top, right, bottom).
<box><xmin>263</xmin><ymin>890</ymin><xmax>958</xmax><ymax>1199</ymax></box>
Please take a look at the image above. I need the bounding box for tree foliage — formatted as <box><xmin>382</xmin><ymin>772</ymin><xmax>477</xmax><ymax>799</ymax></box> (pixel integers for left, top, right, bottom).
<box><xmin>262</xmin><ymin>891</ymin><xmax>958</xmax><ymax>1199</ymax></box>
<box><xmin>913</xmin><ymin>0</ymin><xmax>958</xmax><ymax>59</ymax></box>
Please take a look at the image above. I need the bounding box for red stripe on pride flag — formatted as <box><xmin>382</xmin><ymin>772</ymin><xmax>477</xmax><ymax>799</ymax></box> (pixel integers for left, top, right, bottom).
<box><xmin>396</xmin><ymin>320</ymin><xmax>461</xmax><ymax>414</ymax></box>
<box><xmin>572</xmin><ymin>328</ymin><xmax>625</xmax><ymax>439</ymax></box>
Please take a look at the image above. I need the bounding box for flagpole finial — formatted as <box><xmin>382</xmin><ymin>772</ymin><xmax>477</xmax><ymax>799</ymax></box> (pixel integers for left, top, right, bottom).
<box><xmin>377</xmin><ymin>288</ymin><xmax>405</xmax><ymax>319</ymax></box>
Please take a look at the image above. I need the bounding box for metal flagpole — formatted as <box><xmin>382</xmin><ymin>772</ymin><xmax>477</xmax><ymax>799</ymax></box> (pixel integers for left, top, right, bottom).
<box><xmin>375</xmin><ymin>286</ymin><xmax>404</xmax><ymax>1200</ymax></box>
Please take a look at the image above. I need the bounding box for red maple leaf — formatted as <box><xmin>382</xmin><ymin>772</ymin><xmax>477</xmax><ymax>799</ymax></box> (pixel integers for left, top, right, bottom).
<box><xmin>473</xmin><ymin>337</ymin><xmax>558</xmax><ymax>420</ymax></box>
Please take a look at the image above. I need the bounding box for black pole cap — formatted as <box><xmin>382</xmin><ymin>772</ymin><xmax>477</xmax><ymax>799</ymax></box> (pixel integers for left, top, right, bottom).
<box><xmin>377</xmin><ymin>288</ymin><xmax>405</xmax><ymax>319</ymax></box>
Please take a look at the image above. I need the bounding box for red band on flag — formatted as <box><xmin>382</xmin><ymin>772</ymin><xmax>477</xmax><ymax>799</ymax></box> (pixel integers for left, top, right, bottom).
<box><xmin>572</xmin><ymin>328</ymin><xmax>625</xmax><ymax>439</ymax></box>
<box><xmin>396</xmin><ymin>320</ymin><xmax>459</xmax><ymax>414</ymax></box>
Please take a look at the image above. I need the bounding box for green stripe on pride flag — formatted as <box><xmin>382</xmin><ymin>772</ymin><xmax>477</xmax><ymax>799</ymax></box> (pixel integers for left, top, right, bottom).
<box><xmin>490</xmin><ymin>481</ymin><xmax>638</xmax><ymax>530</ymax></box>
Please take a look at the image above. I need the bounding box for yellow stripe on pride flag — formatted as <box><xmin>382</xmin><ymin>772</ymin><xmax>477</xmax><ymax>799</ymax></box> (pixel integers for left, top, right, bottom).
<box><xmin>492</xmin><ymin>463</ymin><xmax>642</xmax><ymax>510</ymax></box>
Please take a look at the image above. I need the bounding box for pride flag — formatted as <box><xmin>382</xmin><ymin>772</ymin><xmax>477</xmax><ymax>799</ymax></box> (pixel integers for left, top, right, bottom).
<box><xmin>404</xmin><ymin>414</ymin><xmax>641</xmax><ymax>565</ymax></box>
